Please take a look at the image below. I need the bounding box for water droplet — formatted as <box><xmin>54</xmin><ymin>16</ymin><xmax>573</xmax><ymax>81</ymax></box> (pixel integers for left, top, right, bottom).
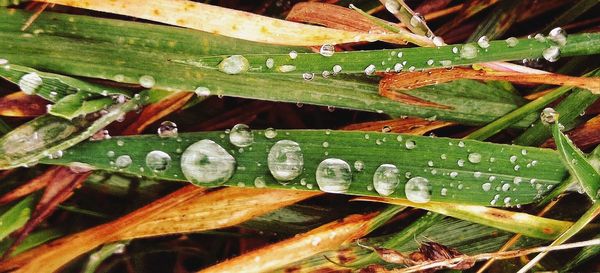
<box><xmin>440</xmin><ymin>188</ymin><xmax>448</xmax><ymax>196</ymax></box>
<box><xmin>540</xmin><ymin>107</ymin><xmax>559</xmax><ymax>126</ymax></box>
<box><xmin>510</xmin><ymin>155</ymin><xmax>518</xmax><ymax>163</ymax></box>
<box><xmin>265</xmin><ymin>58</ymin><xmax>274</xmax><ymax>69</ymax></box>
<box><xmin>477</xmin><ymin>36</ymin><xmax>490</xmax><ymax>49</ymax></box>
<box><xmin>254</xmin><ymin>176</ymin><xmax>266</xmax><ymax>188</ymax></box>
<box><xmin>460</xmin><ymin>44</ymin><xmax>478</xmax><ymax>59</ymax></box>
<box><xmin>405</xmin><ymin>177</ymin><xmax>431</xmax><ymax>203</ymax></box>
<box><xmin>322</xmin><ymin>71</ymin><xmax>331</xmax><ymax>78</ymax></box>
<box><xmin>427</xmin><ymin>161</ymin><xmax>434</xmax><ymax>167</ymax></box>
<box><xmin>408</xmin><ymin>66</ymin><xmax>416</xmax><ymax>72</ymax></box>
<box><xmin>332</xmin><ymin>65</ymin><xmax>342</xmax><ymax>74</ymax></box>
<box><xmin>264</xmin><ymin>128</ymin><xmax>277</xmax><ymax>139</ymax></box>
<box><xmin>115</xmin><ymin>155</ymin><xmax>132</xmax><ymax>168</ymax></box>
<box><xmin>548</xmin><ymin>27</ymin><xmax>567</xmax><ymax>46</ymax></box>
<box><xmin>302</xmin><ymin>72</ymin><xmax>315</xmax><ymax>81</ymax></box>
<box><xmin>354</xmin><ymin>160</ymin><xmax>365</xmax><ymax>171</ymax></box>
<box><xmin>488</xmin><ymin>176</ymin><xmax>496</xmax><ymax>182</ymax></box>
<box><xmin>289</xmin><ymin>51</ymin><xmax>298</xmax><ymax>59</ymax></box>
<box><xmin>439</xmin><ymin>60</ymin><xmax>452</xmax><ymax>67</ymax></box>
<box><xmin>316</xmin><ymin>158</ymin><xmax>352</xmax><ymax>193</ymax></box>
<box><xmin>396</xmin><ymin>135</ymin><xmax>403</xmax><ymax>142</ymax></box>
<box><xmin>158</xmin><ymin>121</ymin><xmax>178</xmax><ymax>138</ymax></box>
<box><xmin>450</xmin><ymin>171</ymin><xmax>458</xmax><ymax>178</ymax></box>
<box><xmin>268</xmin><ymin>140</ymin><xmax>304</xmax><ymax>182</ymax></box>
<box><xmin>218</xmin><ymin>55</ymin><xmax>250</xmax><ymax>74</ymax></box>
<box><xmin>502</xmin><ymin>183</ymin><xmax>510</xmax><ymax>191</ymax></box>
<box><xmin>482</xmin><ymin>183</ymin><xmax>492</xmax><ymax>191</ymax></box>
<box><xmin>322</xmin><ymin>141</ymin><xmax>329</xmax><ymax>148</ymax></box>
<box><xmin>410</xmin><ymin>13</ymin><xmax>424</xmax><ymax>27</ymax></box>
<box><xmin>393</xmin><ymin>63</ymin><xmax>404</xmax><ymax>72</ymax></box>
<box><xmin>139</xmin><ymin>75</ymin><xmax>155</xmax><ymax>88</ymax></box>
<box><xmin>107</xmin><ymin>151</ymin><xmax>115</xmax><ymax>157</ymax></box>
<box><xmin>505</xmin><ymin>37</ymin><xmax>519</xmax><ymax>47</ymax></box>
<box><xmin>229</xmin><ymin>124</ymin><xmax>254</xmax><ymax>147</ymax></box>
<box><xmin>277</xmin><ymin>65</ymin><xmax>296</xmax><ymax>73</ymax></box>
<box><xmin>432</xmin><ymin>36</ymin><xmax>444</xmax><ymax>46</ymax></box>
<box><xmin>474</xmin><ymin>171</ymin><xmax>482</xmax><ymax>178</ymax></box>
<box><xmin>90</xmin><ymin>129</ymin><xmax>111</xmax><ymax>141</ymax></box>
<box><xmin>145</xmin><ymin>150</ymin><xmax>171</xmax><ymax>171</ymax></box>
<box><xmin>440</xmin><ymin>154</ymin><xmax>447</xmax><ymax>160</ymax></box>
<box><xmin>426</xmin><ymin>59</ymin><xmax>434</xmax><ymax>66</ymax></box>
<box><xmin>364</xmin><ymin>64</ymin><xmax>376</xmax><ymax>76</ymax></box>
<box><xmin>18</xmin><ymin>72</ymin><xmax>43</xmax><ymax>95</ymax></box>
<box><xmin>319</xmin><ymin>44</ymin><xmax>335</xmax><ymax>57</ymax></box>
<box><xmin>193</xmin><ymin>86</ymin><xmax>210</xmax><ymax>97</ymax></box>
<box><xmin>384</xmin><ymin>0</ymin><xmax>400</xmax><ymax>13</ymax></box>
<box><xmin>468</xmin><ymin>153</ymin><xmax>481</xmax><ymax>163</ymax></box>
<box><xmin>534</xmin><ymin>33</ymin><xmax>546</xmax><ymax>42</ymax></box>
<box><xmin>457</xmin><ymin>159</ymin><xmax>465</xmax><ymax>167</ymax></box>
<box><xmin>373</xmin><ymin>164</ymin><xmax>400</xmax><ymax>196</ymax></box>
<box><xmin>180</xmin><ymin>139</ymin><xmax>236</xmax><ymax>184</ymax></box>
<box><xmin>405</xmin><ymin>140</ymin><xmax>416</xmax><ymax>149</ymax></box>
<box><xmin>542</xmin><ymin>46</ymin><xmax>560</xmax><ymax>62</ymax></box>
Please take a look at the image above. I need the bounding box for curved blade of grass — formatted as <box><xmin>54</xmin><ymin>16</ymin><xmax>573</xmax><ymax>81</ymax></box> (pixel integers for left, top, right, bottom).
<box><xmin>465</xmin><ymin>69</ymin><xmax>599</xmax><ymax>141</ymax></box>
<box><xmin>355</xmin><ymin>198</ymin><xmax>572</xmax><ymax>240</ymax></box>
<box><xmin>377</xmin><ymin>0</ymin><xmax>434</xmax><ymax>37</ymax></box>
<box><xmin>40</xmin><ymin>0</ymin><xmax>407</xmax><ymax>46</ymax></box>
<box><xmin>41</xmin><ymin>130</ymin><xmax>569</xmax><ymax>207</ymax></box>
<box><xmin>552</xmin><ymin>124</ymin><xmax>600</xmax><ymax>201</ymax></box>
<box><xmin>198</xmin><ymin>207</ymin><xmax>403</xmax><ymax>273</ymax></box>
<box><xmin>517</xmin><ymin>124</ymin><xmax>600</xmax><ymax>272</ymax></box>
<box><xmin>0</xmin><ymin>10</ymin><xmax>573</xmax><ymax>127</ymax></box>
<box><xmin>541</xmin><ymin>0</ymin><xmax>600</xmax><ymax>33</ymax></box>
<box><xmin>0</xmin><ymin>195</ymin><xmax>35</xmax><ymax>241</ymax></box>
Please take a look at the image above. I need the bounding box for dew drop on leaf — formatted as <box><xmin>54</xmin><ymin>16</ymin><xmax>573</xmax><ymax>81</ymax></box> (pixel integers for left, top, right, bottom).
<box><xmin>548</xmin><ymin>27</ymin><xmax>567</xmax><ymax>46</ymax></box>
<box><xmin>229</xmin><ymin>124</ymin><xmax>254</xmax><ymax>148</ymax></box>
<box><xmin>505</xmin><ymin>37</ymin><xmax>519</xmax><ymax>47</ymax></box>
<box><xmin>364</xmin><ymin>64</ymin><xmax>376</xmax><ymax>76</ymax></box>
<box><xmin>316</xmin><ymin>158</ymin><xmax>352</xmax><ymax>193</ymax></box>
<box><xmin>145</xmin><ymin>150</ymin><xmax>171</xmax><ymax>172</ymax></box>
<box><xmin>405</xmin><ymin>140</ymin><xmax>416</xmax><ymax>149</ymax></box>
<box><xmin>180</xmin><ymin>139</ymin><xmax>236</xmax><ymax>184</ymax></box>
<box><xmin>477</xmin><ymin>36</ymin><xmax>490</xmax><ymax>49</ymax></box>
<box><xmin>354</xmin><ymin>160</ymin><xmax>365</xmax><ymax>171</ymax></box>
<box><xmin>18</xmin><ymin>72</ymin><xmax>42</xmax><ymax>95</ymax></box>
<box><xmin>319</xmin><ymin>44</ymin><xmax>335</xmax><ymax>57</ymax></box>
<box><xmin>460</xmin><ymin>44</ymin><xmax>478</xmax><ymax>59</ymax></box>
<box><xmin>254</xmin><ymin>176</ymin><xmax>266</xmax><ymax>188</ymax></box>
<box><xmin>138</xmin><ymin>75</ymin><xmax>155</xmax><ymax>88</ymax></box>
<box><xmin>218</xmin><ymin>55</ymin><xmax>250</xmax><ymax>74</ymax></box>
<box><xmin>540</xmin><ymin>107</ymin><xmax>558</xmax><ymax>125</ymax></box>
<box><xmin>194</xmin><ymin>86</ymin><xmax>211</xmax><ymax>97</ymax></box>
<box><xmin>468</xmin><ymin>153</ymin><xmax>481</xmax><ymax>164</ymax></box>
<box><xmin>158</xmin><ymin>121</ymin><xmax>178</xmax><ymax>138</ymax></box>
<box><xmin>542</xmin><ymin>46</ymin><xmax>560</xmax><ymax>62</ymax></box>
<box><xmin>115</xmin><ymin>155</ymin><xmax>132</xmax><ymax>168</ymax></box>
<box><xmin>267</xmin><ymin>140</ymin><xmax>304</xmax><ymax>182</ymax></box>
<box><xmin>373</xmin><ymin>164</ymin><xmax>400</xmax><ymax>196</ymax></box>
<box><xmin>405</xmin><ymin>176</ymin><xmax>432</xmax><ymax>203</ymax></box>
<box><xmin>264</xmin><ymin>128</ymin><xmax>277</xmax><ymax>139</ymax></box>
<box><xmin>482</xmin><ymin>182</ymin><xmax>492</xmax><ymax>192</ymax></box>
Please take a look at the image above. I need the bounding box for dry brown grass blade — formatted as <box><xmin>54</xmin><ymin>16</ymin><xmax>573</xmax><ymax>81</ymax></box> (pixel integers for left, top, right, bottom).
<box><xmin>542</xmin><ymin>114</ymin><xmax>600</xmax><ymax>150</ymax></box>
<box><xmin>198</xmin><ymin>212</ymin><xmax>379</xmax><ymax>273</ymax></box>
<box><xmin>416</xmin><ymin>0</ymin><xmax>454</xmax><ymax>15</ymax></box>
<box><xmin>341</xmin><ymin>118</ymin><xmax>453</xmax><ymax>135</ymax></box>
<box><xmin>2</xmin><ymin>168</ymin><xmax>90</xmax><ymax>258</ymax></box>
<box><xmin>378</xmin><ymin>77</ymin><xmax>454</xmax><ymax>109</ymax></box>
<box><xmin>0</xmin><ymin>167</ymin><xmax>60</xmax><ymax>206</ymax></box>
<box><xmin>41</xmin><ymin>0</ymin><xmax>406</xmax><ymax>46</ymax></box>
<box><xmin>0</xmin><ymin>92</ymin><xmax>48</xmax><ymax>117</ymax></box>
<box><xmin>286</xmin><ymin>2</ymin><xmax>425</xmax><ymax>45</ymax></box>
<box><xmin>379</xmin><ymin>68</ymin><xmax>600</xmax><ymax>93</ymax></box>
<box><xmin>0</xmin><ymin>187</ymin><xmax>317</xmax><ymax>273</ymax></box>
<box><xmin>121</xmin><ymin>91</ymin><xmax>192</xmax><ymax>135</ymax></box>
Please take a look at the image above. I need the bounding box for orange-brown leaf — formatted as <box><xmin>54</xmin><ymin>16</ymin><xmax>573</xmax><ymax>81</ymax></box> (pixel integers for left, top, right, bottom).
<box><xmin>542</xmin><ymin>115</ymin><xmax>600</xmax><ymax>150</ymax></box>
<box><xmin>122</xmin><ymin>92</ymin><xmax>192</xmax><ymax>135</ymax></box>
<box><xmin>0</xmin><ymin>92</ymin><xmax>48</xmax><ymax>117</ymax></box>
<box><xmin>341</xmin><ymin>118</ymin><xmax>453</xmax><ymax>136</ymax></box>
<box><xmin>0</xmin><ymin>167</ymin><xmax>59</xmax><ymax>206</ymax></box>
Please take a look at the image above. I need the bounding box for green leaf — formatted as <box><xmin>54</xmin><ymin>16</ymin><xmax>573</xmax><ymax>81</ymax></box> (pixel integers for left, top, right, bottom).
<box><xmin>552</xmin><ymin>124</ymin><xmax>600</xmax><ymax>201</ymax></box>
<box><xmin>0</xmin><ymin>195</ymin><xmax>35</xmax><ymax>241</ymax></box>
<box><xmin>41</xmin><ymin>130</ymin><xmax>568</xmax><ymax>206</ymax></box>
<box><xmin>49</xmin><ymin>91</ymin><xmax>114</xmax><ymax>120</ymax></box>
<box><xmin>0</xmin><ymin>229</ymin><xmax>63</xmax><ymax>257</ymax></box>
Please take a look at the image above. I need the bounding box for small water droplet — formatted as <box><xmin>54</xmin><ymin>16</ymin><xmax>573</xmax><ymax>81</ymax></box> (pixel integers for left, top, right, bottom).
<box><xmin>158</xmin><ymin>121</ymin><xmax>178</xmax><ymax>138</ymax></box>
<box><xmin>460</xmin><ymin>44</ymin><xmax>478</xmax><ymax>59</ymax></box>
<box><xmin>432</xmin><ymin>36</ymin><xmax>444</xmax><ymax>46</ymax></box>
<box><xmin>474</xmin><ymin>171</ymin><xmax>482</xmax><ymax>178</ymax></box>
<box><xmin>277</xmin><ymin>65</ymin><xmax>296</xmax><ymax>73</ymax></box>
<box><xmin>541</xmin><ymin>107</ymin><xmax>558</xmax><ymax>125</ymax></box>
<box><xmin>548</xmin><ymin>27</ymin><xmax>567</xmax><ymax>46</ymax></box>
<box><xmin>364</xmin><ymin>64</ymin><xmax>376</xmax><ymax>76</ymax></box>
<box><xmin>319</xmin><ymin>44</ymin><xmax>335</xmax><ymax>57</ymax></box>
<box><xmin>542</xmin><ymin>46</ymin><xmax>560</xmax><ymax>62</ymax></box>
<box><xmin>194</xmin><ymin>86</ymin><xmax>210</xmax><ymax>97</ymax></box>
<box><xmin>505</xmin><ymin>37</ymin><xmax>519</xmax><ymax>47</ymax></box>
<box><xmin>457</xmin><ymin>159</ymin><xmax>465</xmax><ymax>167</ymax></box>
<box><xmin>354</xmin><ymin>160</ymin><xmax>365</xmax><ymax>171</ymax></box>
<box><xmin>18</xmin><ymin>72</ymin><xmax>43</xmax><ymax>95</ymax></box>
<box><xmin>289</xmin><ymin>51</ymin><xmax>298</xmax><ymax>59</ymax></box>
<box><xmin>396</xmin><ymin>135</ymin><xmax>403</xmax><ymax>142</ymax></box>
<box><xmin>405</xmin><ymin>177</ymin><xmax>431</xmax><ymax>203</ymax></box>
<box><xmin>180</xmin><ymin>139</ymin><xmax>236</xmax><ymax>184</ymax></box>
<box><xmin>115</xmin><ymin>155</ymin><xmax>132</xmax><ymax>168</ymax></box>
<box><xmin>107</xmin><ymin>151</ymin><xmax>115</xmax><ymax>157</ymax></box>
<box><xmin>477</xmin><ymin>36</ymin><xmax>490</xmax><ymax>49</ymax></box>
<box><xmin>332</xmin><ymin>64</ymin><xmax>342</xmax><ymax>74</ymax></box>
<box><xmin>229</xmin><ymin>124</ymin><xmax>254</xmax><ymax>147</ymax></box>
<box><xmin>218</xmin><ymin>55</ymin><xmax>250</xmax><ymax>74</ymax></box>
<box><xmin>384</xmin><ymin>0</ymin><xmax>400</xmax><ymax>13</ymax></box>
<box><xmin>482</xmin><ymin>183</ymin><xmax>492</xmax><ymax>191</ymax></box>
<box><xmin>534</xmin><ymin>33</ymin><xmax>546</xmax><ymax>42</ymax></box>
<box><xmin>268</xmin><ymin>140</ymin><xmax>304</xmax><ymax>182</ymax></box>
<box><xmin>440</xmin><ymin>188</ymin><xmax>448</xmax><ymax>196</ymax></box>
<box><xmin>450</xmin><ymin>171</ymin><xmax>458</xmax><ymax>178</ymax></box>
<box><xmin>302</xmin><ymin>72</ymin><xmax>315</xmax><ymax>81</ymax></box>
<box><xmin>426</xmin><ymin>59</ymin><xmax>434</xmax><ymax>66</ymax></box>
<box><xmin>145</xmin><ymin>150</ymin><xmax>171</xmax><ymax>171</ymax></box>
<box><xmin>410</xmin><ymin>13</ymin><xmax>424</xmax><ymax>27</ymax></box>
<box><xmin>510</xmin><ymin>155</ymin><xmax>518</xmax><ymax>164</ymax></box>
<box><xmin>265</xmin><ymin>58</ymin><xmax>274</xmax><ymax>69</ymax></box>
<box><xmin>139</xmin><ymin>75</ymin><xmax>155</xmax><ymax>88</ymax></box>
<box><xmin>468</xmin><ymin>153</ymin><xmax>481</xmax><ymax>163</ymax></box>
<box><xmin>254</xmin><ymin>176</ymin><xmax>266</xmax><ymax>188</ymax></box>
<box><xmin>502</xmin><ymin>183</ymin><xmax>510</xmax><ymax>192</ymax></box>
<box><xmin>264</xmin><ymin>128</ymin><xmax>277</xmax><ymax>139</ymax></box>
<box><xmin>393</xmin><ymin>63</ymin><xmax>404</xmax><ymax>72</ymax></box>
<box><xmin>316</xmin><ymin>158</ymin><xmax>352</xmax><ymax>193</ymax></box>
<box><xmin>405</xmin><ymin>140</ymin><xmax>416</xmax><ymax>149</ymax></box>
<box><xmin>373</xmin><ymin>164</ymin><xmax>400</xmax><ymax>196</ymax></box>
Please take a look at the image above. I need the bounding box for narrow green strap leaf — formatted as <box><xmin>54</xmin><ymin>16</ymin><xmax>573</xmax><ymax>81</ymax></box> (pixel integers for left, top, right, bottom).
<box><xmin>81</xmin><ymin>241</ymin><xmax>129</xmax><ymax>273</ymax></box>
<box><xmin>552</xmin><ymin>124</ymin><xmax>600</xmax><ymax>201</ymax></box>
<box><xmin>49</xmin><ymin>92</ymin><xmax>114</xmax><ymax>120</ymax></box>
<box><xmin>0</xmin><ymin>195</ymin><xmax>35</xmax><ymax>241</ymax></box>
<box><xmin>40</xmin><ymin>130</ymin><xmax>568</xmax><ymax>207</ymax></box>
<box><xmin>0</xmin><ymin>229</ymin><xmax>63</xmax><ymax>257</ymax></box>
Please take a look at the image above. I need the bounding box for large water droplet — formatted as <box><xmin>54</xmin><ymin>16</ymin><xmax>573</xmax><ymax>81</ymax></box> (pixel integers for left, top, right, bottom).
<box><xmin>505</xmin><ymin>37</ymin><xmax>519</xmax><ymax>47</ymax></box>
<box><xmin>405</xmin><ymin>177</ymin><xmax>431</xmax><ymax>203</ymax></box>
<box><xmin>548</xmin><ymin>27</ymin><xmax>567</xmax><ymax>46</ymax></box>
<box><xmin>319</xmin><ymin>44</ymin><xmax>335</xmax><ymax>57</ymax></box>
<box><xmin>432</xmin><ymin>36</ymin><xmax>445</xmax><ymax>47</ymax></box>
<box><xmin>115</xmin><ymin>155</ymin><xmax>132</xmax><ymax>168</ymax></box>
<box><xmin>542</xmin><ymin>46</ymin><xmax>560</xmax><ymax>62</ymax></box>
<box><xmin>477</xmin><ymin>36</ymin><xmax>490</xmax><ymax>49</ymax></box>
<box><xmin>482</xmin><ymin>182</ymin><xmax>492</xmax><ymax>191</ymax></box>
<box><xmin>139</xmin><ymin>75</ymin><xmax>155</xmax><ymax>88</ymax></box>
<box><xmin>468</xmin><ymin>153</ymin><xmax>481</xmax><ymax>164</ymax></box>
<box><xmin>218</xmin><ymin>55</ymin><xmax>250</xmax><ymax>75</ymax></box>
<box><xmin>460</xmin><ymin>44</ymin><xmax>478</xmax><ymax>59</ymax></box>
<box><xmin>229</xmin><ymin>124</ymin><xmax>254</xmax><ymax>147</ymax></box>
<box><xmin>405</xmin><ymin>140</ymin><xmax>416</xmax><ymax>149</ymax></box>
<box><xmin>373</xmin><ymin>164</ymin><xmax>400</xmax><ymax>196</ymax></box>
<box><xmin>410</xmin><ymin>13</ymin><xmax>424</xmax><ymax>27</ymax></box>
<box><xmin>316</xmin><ymin>158</ymin><xmax>352</xmax><ymax>193</ymax></box>
<box><xmin>158</xmin><ymin>121</ymin><xmax>178</xmax><ymax>138</ymax></box>
<box><xmin>540</xmin><ymin>107</ymin><xmax>558</xmax><ymax>125</ymax></box>
<box><xmin>145</xmin><ymin>150</ymin><xmax>171</xmax><ymax>171</ymax></box>
<box><xmin>384</xmin><ymin>0</ymin><xmax>400</xmax><ymax>14</ymax></box>
<box><xmin>267</xmin><ymin>140</ymin><xmax>304</xmax><ymax>182</ymax></box>
<box><xmin>18</xmin><ymin>72</ymin><xmax>43</xmax><ymax>95</ymax></box>
<box><xmin>180</xmin><ymin>139</ymin><xmax>236</xmax><ymax>184</ymax></box>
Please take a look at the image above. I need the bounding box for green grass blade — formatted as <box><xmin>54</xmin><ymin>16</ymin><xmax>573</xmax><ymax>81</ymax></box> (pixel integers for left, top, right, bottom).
<box><xmin>468</xmin><ymin>0</ymin><xmax>522</xmax><ymax>42</ymax></box>
<box><xmin>552</xmin><ymin>124</ymin><xmax>600</xmax><ymax>201</ymax></box>
<box><xmin>0</xmin><ymin>118</ymin><xmax>10</xmax><ymax>136</ymax></box>
<box><xmin>0</xmin><ymin>229</ymin><xmax>63</xmax><ymax>257</ymax></box>
<box><xmin>541</xmin><ymin>0</ymin><xmax>600</xmax><ymax>33</ymax></box>
<box><xmin>40</xmin><ymin>130</ymin><xmax>569</xmax><ymax>206</ymax></box>
<box><xmin>0</xmin><ymin>195</ymin><xmax>35</xmax><ymax>241</ymax></box>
